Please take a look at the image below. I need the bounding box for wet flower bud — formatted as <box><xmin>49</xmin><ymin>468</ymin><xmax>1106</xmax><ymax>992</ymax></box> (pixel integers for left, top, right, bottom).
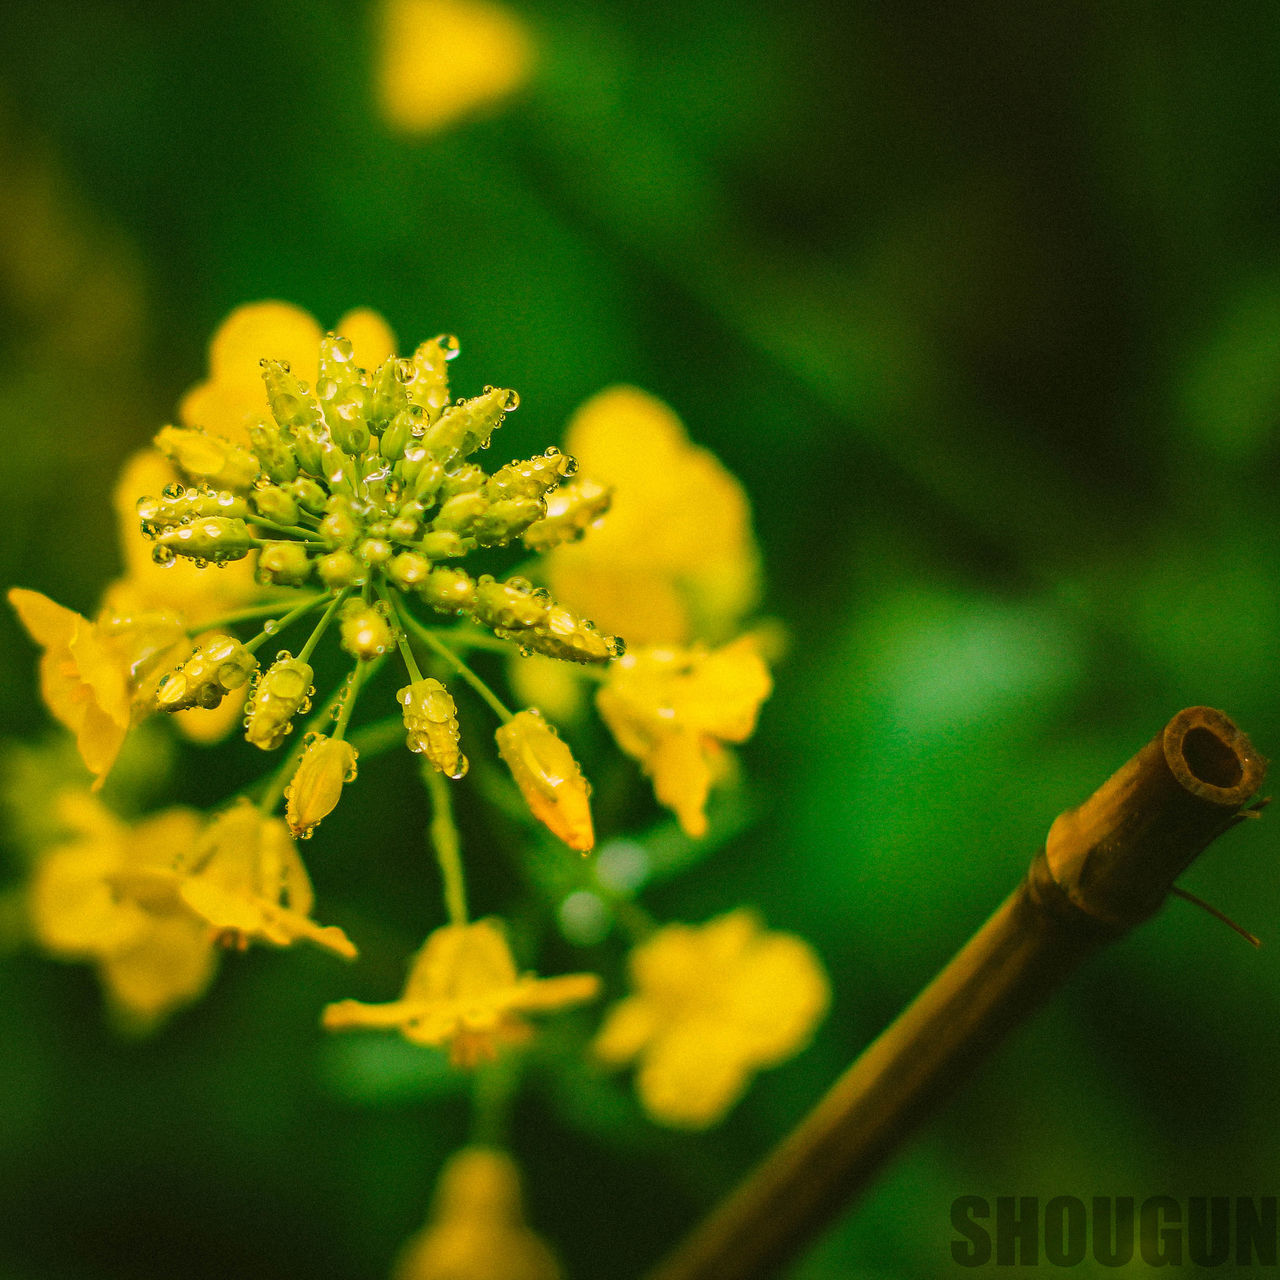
<box><xmin>137</xmin><ymin>486</ymin><xmax>250</xmax><ymax>529</ymax></box>
<box><xmin>495</xmin><ymin>709</ymin><xmax>594</xmax><ymax>852</ymax></box>
<box><xmin>288</xmin><ymin>475</ymin><xmax>328</xmax><ymax>515</ymax></box>
<box><xmin>156</xmin><ymin>634</ymin><xmax>258</xmax><ymax>712</ymax></box>
<box><xmin>521</xmin><ymin>478</ymin><xmax>613</xmax><ymax>551</ymax></box>
<box><xmin>155</xmin><ymin>426</ymin><xmax>260</xmax><ymax>491</ymax></box>
<box><xmin>433</xmin><ymin>490</ymin><xmax>490</xmax><ymax>535</ymax></box>
<box><xmin>291</xmin><ymin>425</ymin><xmax>326</xmax><ymax>477</ymax></box>
<box><xmin>409</xmin><ymin>456</ymin><xmax>445</xmax><ymax>504</ymax></box>
<box><xmin>316</xmin><ymin>334</ymin><xmax>370</xmax><ymax>455</ymax></box>
<box><xmin>357</xmin><ymin>537</ymin><xmax>394</xmax><ymax>567</ymax></box>
<box><xmin>388</xmin><ymin>550</ymin><xmax>431</xmax><ymax>590</ymax></box>
<box><xmin>399</xmin><ymin>678</ymin><xmax>467</xmax><ymax>778</ymax></box>
<box><xmin>152</xmin><ymin>516</ymin><xmax>256</xmax><ymax>564</ymax></box>
<box><xmin>380</xmin><ymin>406</ymin><xmax>416</xmax><ymax>462</ymax></box>
<box><xmin>317</xmin><ymin>549</ymin><xmax>366</xmax><ymax>589</ymax></box>
<box><xmin>423</xmin><ymin>387</ymin><xmax>513</xmax><ymax>463</ymax></box>
<box><xmin>387</xmin><ymin>501</ymin><xmax>425</xmax><ymax>542</ymax></box>
<box><xmin>251</xmin><ymin>485</ymin><xmax>300</xmax><ymax>525</ymax></box>
<box><xmin>419</xmin><ymin>529</ymin><xmax>470</xmax><ymax>559</ymax></box>
<box><xmin>366</xmin><ymin>357</ymin><xmax>406</xmax><ymax>436</ymax></box>
<box><xmin>418</xmin><ymin>566</ymin><xmax>476</xmax><ymax>613</ymax></box>
<box><xmin>285</xmin><ymin>734</ymin><xmax>358</xmax><ymax>838</ymax></box>
<box><xmin>249</xmin><ymin>422</ymin><xmax>299</xmax><ymax>484</ymax></box>
<box><xmin>258</xmin><ymin>541</ymin><xmax>313</xmax><ymax>586</ymax></box>
<box><xmin>245</xmin><ymin>653</ymin><xmax>314</xmax><ymax>749</ymax></box>
<box><xmin>471</xmin><ymin>576</ymin><xmax>549</xmax><ymax>630</ymax></box>
<box><xmin>320</xmin><ymin>496</ymin><xmax>360</xmax><ymax>547</ymax></box>
<box><xmin>487</xmin><ymin>449</ymin><xmax>575</xmax><ymax>501</ymax></box>
<box><xmin>472</xmin><ymin>497</ymin><xmax>545</xmax><ymax>546</ymax></box>
<box><xmin>498</xmin><ymin>604</ymin><xmax>620</xmax><ymax>664</ymax></box>
<box><xmin>440</xmin><ymin>464</ymin><xmax>486</xmax><ymax>499</ymax></box>
<box><xmin>339</xmin><ymin>601</ymin><xmax>396</xmax><ymax>659</ymax></box>
<box><xmin>404</xmin><ymin>334</ymin><xmax>457</xmax><ymax>423</ymax></box>
<box><xmin>261</xmin><ymin>360</ymin><xmax>322</xmax><ymax>433</ymax></box>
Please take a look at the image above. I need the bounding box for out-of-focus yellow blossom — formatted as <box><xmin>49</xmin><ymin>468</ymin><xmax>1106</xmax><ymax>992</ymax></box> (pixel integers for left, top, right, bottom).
<box><xmin>175</xmin><ymin>800</ymin><xmax>356</xmax><ymax>957</ymax></box>
<box><xmin>547</xmin><ymin>387</ymin><xmax>760</xmax><ymax>647</ymax></box>
<box><xmin>323</xmin><ymin>918</ymin><xmax>599</xmax><ymax>1066</ymax></box>
<box><xmin>393</xmin><ymin>1147</ymin><xmax>562</xmax><ymax>1280</ymax></box>
<box><xmin>378</xmin><ymin>0</ymin><xmax>536</xmax><ymax>135</ymax></box>
<box><xmin>495</xmin><ymin>709</ymin><xmax>594</xmax><ymax>852</ymax></box>
<box><xmin>594</xmin><ymin>909</ymin><xmax>829</xmax><ymax>1129</ymax></box>
<box><xmin>284</xmin><ymin>735</ymin><xmax>358</xmax><ymax>838</ymax></box>
<box><xmin>8</xmin><ymin>588</ymin><xmax>189</xmax><ymax>788</ymax></box>
<box><xmin>596</xmin><ymin>635</ymin><xmax>772</xmax><ymax>838</ymax></box>
<box><xmin>29</xmin><ymin>790</ymin><xmax>216</xmax><ymax>1028</ymax></box>
<box><xmin>178</xmin><ymin>301</ymin><xmax>396</xmax><ymax>446</ymax></box>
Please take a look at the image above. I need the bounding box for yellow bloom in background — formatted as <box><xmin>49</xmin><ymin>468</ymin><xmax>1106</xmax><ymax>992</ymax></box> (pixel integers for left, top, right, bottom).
<box><xmin>8</xmin><ymin>588</ymin><xmax>188</xmax><ymax>788</ymax></box>
<box><xmin>378</xmin><ymin>0</ymin><xmax>536</xmax><ymax>135</ymax></box>
<box><xmin>594</xmin><ymin>909</ymin><xmax>829</xmax><ymax>1129</ymax></box>
<box><xmin>29</xmin><ymin>791</ymin><xmax>216</xmax><ymax>1029</ymax></box>
<box><xmin>494</xmin><ymin>709</ymin><xmax>594</xmax><ymax>852</ymax></box>
<box><xmin>596</xmin><ymin>635</ymin><xmax>772</xmax><ymax>838</ymax></box>
<box><xmin>323</xmin><ymin>918</ymin><xmax>599</xmax><ymax>1066</ymax></box>
<box><xmin>394</xmin><ymin>1147</ymin><xmax>562</xmax><ymax>1280</ymax></box>
<box><xmin>176</xmin><ymin>800</ymin><xmax>357</xmax><ymax>958</ymax></box>
<box><xmin>547</xmin><ymin>386</ymin><xmax>760</xmax><ymax>647</ymax></box>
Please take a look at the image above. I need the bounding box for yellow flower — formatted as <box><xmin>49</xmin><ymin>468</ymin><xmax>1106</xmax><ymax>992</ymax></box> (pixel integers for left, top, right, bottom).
<box><xmin>595</xmin><ymin>635</ymin><xmax>772</xmax><ymax>838</ymax></box>
<box><xmin>378</xmin><ymin>0</ymin><xmax>536</xmax><ymax>135</ymax></box>
<box><xmin>547</xmin><ymin>386</ymin><xmax>760</xmax><ymax>646</ymax></box>
<box><xmin>284</xmin><ymin>734</ymin><xmax>358</xmax><ymax>838</ymax></box>
<box><xmin>323</xmin><ymin>918</ymin><xmax>599</xmax><ymax>1067</ymax></box>
<box><xmin>175</xmin><ymin>800</ymin><xmax>357</xmax><ymax>957</ymax></box>
<box><xmin>29</xmin><ymin>790</ymin><xmax>217</xmax><ymax>1028</ymax></box>
<box><xmin>594</xmin><ymin>909</ymin><xmax>830</xmax><ymax>1129</ymax></box>
<box><xmin>393</xmin><ymin>1147</ymin><xmax>562</xmax><ymax>1280</ymax></box>
<box><xmin>494</xmin><ymin>709</ymin><xmax>594</xmax><ymax>852</ymax></box>
<box><xmin>8</xmin><ymin>588</ymin><xmax>188</xmax><ymax>788</ymax></box>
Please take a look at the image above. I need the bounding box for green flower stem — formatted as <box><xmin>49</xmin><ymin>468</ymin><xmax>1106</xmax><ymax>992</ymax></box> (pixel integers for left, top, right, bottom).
<box><xmin>249</xmin><ymin>535</ymin><xmax>328</xmax><ymax>549</ymax></box>
<box><xmin>297</xmin><ymin>588</ymin><xmax>351</xmax><ymax>663</ymax></box>
<box><xmin>347</xmin><ymin>714</ymin><xmax>406</xmax><ymax>757</ymax></box>
<box><xmin>332</xmin><ymin>658</ymin><xmax>375</xmax><ymax>741</ymax></box>
<box><xmin>189</xmin><ymin>595</ymin><xmax>326</xmax><ymax>635</ymax></box>
<box><xmin>430</xmin><ymin>628</ymin><xmax>514</xmax><ymax>655</ymax></box>
<box><xmin>387</xmin><ymin>589</ymin><xmax>514</xmax><ymax>722</ymax></box>
<box><xmin>469</xmin><ymin>1052</ymin><xmax>522</xmax><ymax>1148</ymax></box>
<box><xmin>422</xmin><ymin>761</ymin><xmax>468</xmax><ymax>926</ymax></box>
<box><xmin>396</xmin><ymin>633</ymin><xmax>425</xmax><ymax>684</ymax></box>
<box><xmin>249</xmin><ymin>517</ymin><xmax>326</xmax><ymax>540</ymax></box>
<box><xmin>243</xmin><ymin>592</ymin><xmax>339</xmax><ymax>655</ymax></box>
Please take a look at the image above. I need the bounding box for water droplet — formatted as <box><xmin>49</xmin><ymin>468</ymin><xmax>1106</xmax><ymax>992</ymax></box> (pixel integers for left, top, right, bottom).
<box><xmin>606</xmin><ymin>636</ymin><xmax>626</xmax><ymax>659</ymax></box>
<box><xmin>161</xmin><ymin>482</ymin><xmax>184</xmax><ymax>500</ymax></box>
<box><xmin>151</xmin><ymin>546</ymin><xmax>177</xmax><ymax>566</ymax></box>
<box><xmin>263</xmin><ymin>620</ymin><xmax>278</xmax><ymax>635</ymax></box>
<box><xmin>502</xmin><ymin>389</ymin><xmax>520</xmax><ymax>411</ymax></box>
<box><xmin>434</xmin><ymin>334</ymin><xmax>460</xmax><ymax>360</ymax></box>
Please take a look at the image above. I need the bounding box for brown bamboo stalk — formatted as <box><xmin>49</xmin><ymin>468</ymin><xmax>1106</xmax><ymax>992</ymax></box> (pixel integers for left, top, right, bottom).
<box><xmin>646</xmin><ymin>706</ymin><xmax>1267</xmax><ymax>1280</ymax></box>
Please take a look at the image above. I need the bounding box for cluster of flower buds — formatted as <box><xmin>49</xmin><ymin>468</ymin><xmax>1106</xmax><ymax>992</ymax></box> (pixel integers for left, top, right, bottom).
<box><xmin>136</xmin><ymin>334</ymin><xmax>618</xmax><ymax>850</ymax></box>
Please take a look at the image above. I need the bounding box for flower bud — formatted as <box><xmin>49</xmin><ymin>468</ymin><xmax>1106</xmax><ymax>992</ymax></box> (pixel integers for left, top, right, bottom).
<box><xmin>285</xmin><ymin>734</ymin><xmax>358</xmax><ymax>838</ymax></box>
<box><xmin>257</xmin><ymin>541</ymin><xmax>313</xmax><ymax>587</ymax></box>
<box><xmin>339</xmin><ymin>602</ymin><xmax>396</xmax><ymax>659</ymax></box>
<box><xmin>245</xmin><ymin>654</ymin><xmax>314</xmax><ymax>750</ymax></box>
<box><xmin>472</xmin><ymin>497</ymin><xmax>545</xmax><ymax>546</ymax></box>
<box><xmin>520</xmin><ymin>478</ymin><xmax>612</xmax><ymax>551</ymax></box>
<box><xmin>366</xmin><ymin>357</ymin><xmax>406</xmax><ymax>436</ymax></box>
<box><xmin>399</xmin><ymin>678</ymin><xmax>467</xmax><ymax>778</ymax></box>
<box><xmin>498</xmin><ymin>604</ymin><xmax>621</xmax><ymax>664</ymax></box>
<box><xmin>137</xmin><ymin>487</ymin><xmax>249</xmax><ymax>530</ymax></box>
<box><xmin>433</xmin><ymin>491</ymin><xmax>490</xmax><ymax>535</ymax></box>
<box><xmin>261</xmin><ymin>360</ymin><xmax>322</xmax><ymax>433</ymax></box>
<box><xmin>471</xmin><ymin>576</ymin><xmax>549</xmax><ymax>630</ymax></box>
<box><xmin>156</xmin><ymin>634</ymin><xmax>258</xmax><ymax>712</ymax></box>
<box><xmin>419</xmin><ymin>529</ymin><xmax>470</xmax><ymax>559</ymax></box>
<box><xmin>251</xmin><ymin>485</ymin><xmax>300</xmax><ymax>525</ymax></box>
<box><xmin>418</xmin><ymin>566</ymin><xmax>476</xmax><ymax>613</ymax></box>
<box><xmin>317</xmin><ymin>549</ymin><xmax>366</xmax><ymax>589</ymax></box>
<box><xmin>288</xmin><ymin>476</ymin><xmax>327</xmax><ymax>515</ymax></box>
<box><xmin>249</xmin><ymin>422</ymin><xmax>299</xmax><ymax>484</ymax></box>
<box><xmin>152</xmin><ymin>516</ymin><xmax>256</xmax><ymax>564</ymax></box>
<box><xmin>155</xmin><ymin>426</ymin><xmax>260</xmax><ymax>491</ymax></box>
<box><xmin>495</xmin><ymin>709</ymin><xmax>594</xmax><ymax>852</ymax></box>
<box><xmin>320</xmin><ymin>496</ymin><xmax>360</xmax><ymax>547</ymax></box>
<box><xmin>423</xmin><ymin>387</ymin><xmax>512</xmax><ymax>463</ymax></box>
<box><xmin>486</xmin><ymin>449</ymin><xmax>575</xmax><ymax>501</ymax></box>
<box><xmin>388</xmin><ymin>550</ymin><xmax>431</xmax><ymax>591</ymax></box>
<box><xmin>404</xmin><ymin>334</ymin><xmax>456</xmax><ymax>422</ymax></box>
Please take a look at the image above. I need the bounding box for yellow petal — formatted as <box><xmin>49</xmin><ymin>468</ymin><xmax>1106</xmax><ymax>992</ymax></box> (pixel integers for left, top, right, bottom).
<box><xmin>635</xmin><ymin>1018</ymin><xmax>753</xmax><ymax>1129</ymax></box>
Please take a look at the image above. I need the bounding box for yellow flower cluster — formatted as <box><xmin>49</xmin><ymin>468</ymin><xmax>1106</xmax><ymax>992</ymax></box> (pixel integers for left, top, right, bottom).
<box><xmin>323</xmin><ymin>918</ymin><xmax>598</xmax><ymax>1067</ymax></box>
<box><xmin>594</xmin><ymin>910</ymin><xmax>830</xmax><ymax>1128</ymax></box>
<box><xmin>30</xmin><ymin>791</ymin><xmax>353</xmax><ymax>1028</ymax></box>
<box><xmin>394</xmin><ymin>1147</ymin><xmax>561</xmax><ymax>1280</ymax></box>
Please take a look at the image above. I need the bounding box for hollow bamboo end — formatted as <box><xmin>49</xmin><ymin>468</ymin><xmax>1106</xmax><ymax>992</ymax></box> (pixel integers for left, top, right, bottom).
<box><xmin>1162</xmin><ymin>705</ymin><xmax>1267</xmax><ymax>805</ymax></box>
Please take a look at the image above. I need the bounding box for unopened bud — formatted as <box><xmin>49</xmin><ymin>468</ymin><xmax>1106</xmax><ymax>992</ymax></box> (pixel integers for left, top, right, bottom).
<box><xmin>495</xmin><ymin>709</ymin><xmax>594</xmax><ymax>853</ymax></box>
<box><xmin>245</xmin><ymin>654</ymin><xmax>314</xmax><ymax>750</ymax></box>
<box><xmin>285</xmin><ymin>734</ymin><xmax>358</xmax><ymax>838</ymax></box>
<box><xmin>156</xmin><ymin>634</ymin><xmax>257</xmax><ymax>712</ymax></box>
<box><xmin>399</xmin><ymin>678</ymin><xmax>467</xmax><ymax>778</ymax></box>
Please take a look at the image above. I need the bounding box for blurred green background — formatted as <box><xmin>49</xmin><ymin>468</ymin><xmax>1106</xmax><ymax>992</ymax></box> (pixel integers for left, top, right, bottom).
<box><xmin>3</xmin><ymin>2</ymin><xmax>1280</xmax><ymax>1277</ymax></box>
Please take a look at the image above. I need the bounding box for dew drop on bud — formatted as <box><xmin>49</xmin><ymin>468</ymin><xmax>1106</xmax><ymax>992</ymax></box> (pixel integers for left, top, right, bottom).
<box><xmin>151</xmin><ymin>546</ymin><xmax>177</xmax><ymax>566</ymax></box>
<box><xmin>434</xmin><ymin>334</ymin><xmax>460</xmax><ymax>360</ymax></box>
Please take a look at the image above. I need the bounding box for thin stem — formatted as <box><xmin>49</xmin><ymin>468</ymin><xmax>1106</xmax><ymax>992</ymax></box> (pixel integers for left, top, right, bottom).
<box><xmin>1169</xmin><ymin>884</ymin><xmax>1261</xmax><ymax>947</ymax></box>
<box><xmin>397</xmin><ymin>632</ymin><xmax>425</xmax><ymax>684</ymax></box>
<box><xmin>430</xmin><ymin>627</ymin><xmax>515</xmax><ymax>655</ymax></box>
<box><xmin>243</xmin><ymin>592</ymin><xmax>339</xmax><ymax>655</ymax></box>
<box><xmin>249</xmin><ymin>516</ymin><xmax>326</xmax><ymax>540</ymax></box>
<box><xmin>189</xmin><ymin>595</ymin><xmax>323</xmax><ymax>635</ymax></box>
<box><xmin>333</xmin><ymin>657</ymin><xmax>377</xmax><ymax>742</ymax></box>
<box><xmin>423</xmin><ymin>762</ymin><xmax>468</xmax><ymax>925</ymax></box>
<box><xmin>388</xmin><ymin>589</ymin><xmax>514</xmax><ymax>721</ymax></box>
<box><xmin>297</xmin><ymin>588</ymin><xmax>351</xmax><ymax>664</ymax></box>
<box><xmin>469</xmin><ymin>1053</ymin><xmax>522</xmax><ymax>1148</ymax></box>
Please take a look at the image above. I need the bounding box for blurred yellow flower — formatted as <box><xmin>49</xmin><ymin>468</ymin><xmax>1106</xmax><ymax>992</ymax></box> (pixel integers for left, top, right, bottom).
<box><xmin>547</xmin><ymin>387</ymin><xmax>760</xmax><ymax>647</ymax></box>
<box><xmin>175</xmin><ymin>800</ymin><xmax>357</xmax><ymax>958</ymax></box>
<box><xmin>595</xmin><ymin>635</ymin><xmax>772</xmax><ymax>838</ymax></box>
<box><xmin>29</xmin><ymin>791</ymin><xmax>216</xmax><ymax>1028</ymax></box>
<box><xmin>8</xmin><ymin>588</ymin><xmax>188</xmax><ymax>788</ymax></box>
<box><xmin>323</xmin><ymin>918</ymin><xmax>599</xmax><ymax>1066</ymax></box>
<box><xmin>594</xmin><ymin>909</ymin><xmax>829</xmax><ymax>1129</ymax></box>
<box><xmin>495</xmin><ymin>709</ymin><xmax>594</xmax><ymax>852</ymax></box>
<box><xmin>394</xmin><ymin>1147</ymin><xmax>562</xmax><ymax>1280</ymax></box>
<box><xmin>378</xmin><ymin>0</ymin><xmax>536</xmax><ymax>135</ymax></box>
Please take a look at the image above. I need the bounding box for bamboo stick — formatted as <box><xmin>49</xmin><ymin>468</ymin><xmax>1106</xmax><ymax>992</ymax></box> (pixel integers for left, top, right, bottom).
<box><xmin>646</xmin><ymin>706</ymin><xmax>1267</xmax><ymax>1280</ymax></box>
